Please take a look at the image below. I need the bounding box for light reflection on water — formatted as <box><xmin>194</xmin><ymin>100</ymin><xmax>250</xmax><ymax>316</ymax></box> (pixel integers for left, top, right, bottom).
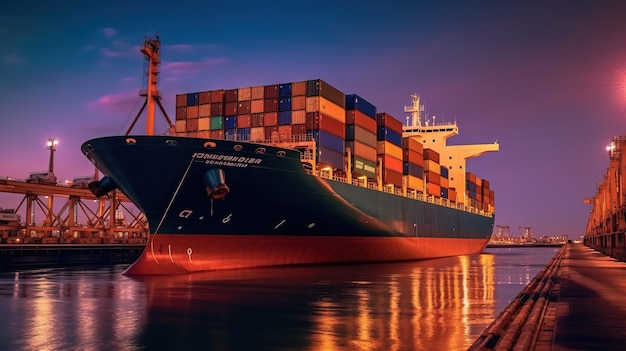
<box><xmin>0</xmin><ymin>247</ymin><xmax>559</xmax><ymax>350</ymax></box>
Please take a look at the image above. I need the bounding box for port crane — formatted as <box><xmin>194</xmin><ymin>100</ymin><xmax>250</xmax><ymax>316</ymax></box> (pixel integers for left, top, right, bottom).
<box><xmin>125</xmin><ymin>35</ymin><xmax>175</xmax><ymax>136</ymax></box>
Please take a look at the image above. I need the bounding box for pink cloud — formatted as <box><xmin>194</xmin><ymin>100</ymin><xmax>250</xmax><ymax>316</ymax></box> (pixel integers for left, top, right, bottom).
<box><xmin>86</xmin><ymin>91</ymin><xmax>141</xmax><ymax>113</ymax></box>
<box><xmin>162</xmin><ymin>57</ymin><xmax>227</xmax><ymax>77</ymax></box>
<box><xmin>100</xmin><ymin>27</ymin><xmax>117</xmax><ymax>38</ymax></box>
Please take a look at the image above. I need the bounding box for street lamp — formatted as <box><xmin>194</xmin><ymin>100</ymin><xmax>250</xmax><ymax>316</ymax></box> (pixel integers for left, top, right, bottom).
<box><xmin>47</xmin><ymin>138</ymin><xmax>58</xmax><ymax>173</ymax></box>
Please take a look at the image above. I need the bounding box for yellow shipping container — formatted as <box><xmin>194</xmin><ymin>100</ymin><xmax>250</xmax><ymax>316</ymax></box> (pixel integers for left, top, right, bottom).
<box><xmin>198</xmin><ymin>117</ymin><xmax>211</xmax><ymax>131</ymax></box>
<box><xmin>424</xmin><ymin>159</ymin><xmax>440</xmax><ymax>173</ymax></box>
<box><xmin>305</xmin><ymin>96</ymin><xmax>345</xmax><ymax>122</ymax></box>
<box><xmin>406</xmin><ymin>175</ymin><xmax>424</xmax><ymax>192</ymax></box>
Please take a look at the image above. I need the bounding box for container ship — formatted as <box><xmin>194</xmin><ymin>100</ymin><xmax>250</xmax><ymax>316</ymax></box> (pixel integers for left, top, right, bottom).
<box><xmin>82</xmin><ymin>77</ymin><xmax>498</xmax><ymax>275</ymax></box>
<box><xmin>584</xmin><ymin>136</ymin><xmax>626</xmax><ymax>260</ymax></box>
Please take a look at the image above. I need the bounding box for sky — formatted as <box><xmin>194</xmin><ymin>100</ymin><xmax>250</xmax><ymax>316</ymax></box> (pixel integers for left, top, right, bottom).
<box><xmin>2</xmin><ymin>0</ymin><xmax>626</xmax><ymax>238</ymax></box>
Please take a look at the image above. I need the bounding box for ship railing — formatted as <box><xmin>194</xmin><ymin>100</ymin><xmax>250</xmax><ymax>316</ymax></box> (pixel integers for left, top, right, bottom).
<box><xmin>313</xmin><ymin>165</ymin><xmax>493</xmax><ymax>218</ymax></box>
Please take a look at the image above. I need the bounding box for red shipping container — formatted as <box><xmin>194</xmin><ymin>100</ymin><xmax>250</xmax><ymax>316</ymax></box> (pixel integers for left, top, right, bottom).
<box><xmin>265</xmin><ymin>126</ymin><xmax>279</xmax><ymax>140</ymax></box>
<box><xmin>292</xmin><ymin>124</ymin><xmax>306</xmax><ymax>136</ymax></box>
<box><xmin>237</xmin><ymin>100</ymin><xmax>251</xmax><ymax>115</ymax></box>
<box><xmin>198</xmin><ymin>104</ymin><xmax>210</xmax><ymax>117</ymax></box>
<box><xmin>176</xmin><ymin>94</ymin><xmax>187</xmax><ymax>107</ymax></box>
<box><xmin>383</xmin><ymin>169</ymin><xmax>403</xmax><ymax>186</ymax></box>
<box><xmin>306</xmin><ymin>112</ymin><xmax>345</xmax><ymax>138</ymax></box>
<box><xmin>277</xmin><ymin>125</ymin><xmax>292</xmax><ymax>141</ymax></box>
<box><xmin>210</xmin><ymin>102</ymin><xmax>223</xmax><ymax>117</ymax></box>
<box><xmin>264</xmin><ymin>112</ymin><xmax>278</xmax><ymax>126</ymax></box>
<box><xmin>292</xmin><ymin>95</ymin><xmax>306</xmax><ymax>110</ymax></box>
<box><xmin>346</xmin><ymin>110</ymin><xmax>377</xmax><ymax>134</ymax></box>
<box><xmin>403</xmin><ymin>149</ymin><xmax>424</xmax><ymax>166</ymax></box>
<box><xmin>210</xmin><ymin>90</ymin><xmax>225</xmax><ymax>103</ymax></box>
<box><xmin>427</xmin><ymin>182</ymin><xmax>440</xmax><ymax>196</ymax></box>
<box><xmin>382</xmin><ymin>154</ymin><xmax>403</xmax><ymax>173</ymax></box>
<box><xmin>176</xmin><ymin>106</ymin><xmax>187</xmax><ymax>120</ymax></box>
<box><xmin>402</xmin><ymin>136</ymin><xmax>423</xmax><ymax>153</ymax></box>
<box><xmin>376</xmin><ymin>112</ymin><xmax>403</xmax><ymax>133</ymax></box>
<box><xmin>423</xmin><ymin>149</ymin><xmax>440</xmax><ymax>163</ymax></box>
<box><xmin>425</xmin><ymin>171</ymin><xmax>441</xmax><ymax>185</ymax></box>
<box><xmin>236</xmin><ymin>114</ymin><xmax>251</xmax><ymax>128</ymax></box>
<box><xmin>186</xmin><ymin>118</ymin><xmax>198</xmax><ymax>132</ymax></box>
<box><xmin>264</xmin><ymin>98</ymin><xmax>277</xmax><ymax>112</ymax></box>
<box><xmin>225</xmin><ymin>89</ymin><xmax>238</xmax><ymax>102</ymax></box>
<box><xmin>224</xmin><ymin>102</ymin><xmax>237</xmax><ymax>116</ymax></box>
<box><xmin>198</xmin><ymin>91</ymin><xmax>211</xmax><ymax>105</ymax></box>
<box><xmin>251</xmin><ymin>113</ymin><xmax>264</xmax><ymax>127</ymax></box>
<box><xmin>264</xmin><ymin>85</ymin><xmax>278</xmax><ymax>99</ymax></box>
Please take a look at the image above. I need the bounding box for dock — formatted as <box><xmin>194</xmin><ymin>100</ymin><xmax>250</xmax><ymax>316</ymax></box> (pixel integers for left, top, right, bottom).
<box><xmin>0</xmin><ymin>244</ymin><xmax>144</xmax><ymax>270</ymax></box>
<box><xmin>469</xmin><ymin>243</ymin><xmax>626</xmax><ymax>350</ymax></box>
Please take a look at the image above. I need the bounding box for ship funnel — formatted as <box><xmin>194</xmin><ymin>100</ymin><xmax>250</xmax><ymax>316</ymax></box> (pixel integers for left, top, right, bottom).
<box><xmin>88</xmin><ymin>176</ymin><xmax>119</xmax><ymax>197</ymax></box>
<box><xmin>203</xmin><ymin>169</ymin><xmax>230</xmax><ymax>200</ymax></box>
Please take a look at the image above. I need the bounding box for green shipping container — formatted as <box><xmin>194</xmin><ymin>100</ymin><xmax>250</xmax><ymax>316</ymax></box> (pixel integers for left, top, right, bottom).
<box><xmin>210</xmin><ymin>116</ymin><xmax>223</xmax><ymax>130</ymax></box>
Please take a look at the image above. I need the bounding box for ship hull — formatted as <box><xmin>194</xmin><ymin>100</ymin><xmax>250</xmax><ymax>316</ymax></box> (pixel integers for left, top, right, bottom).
<box><xmin>125</xmin><ymin>234</ymin><xmax>490</xmax><ymax>275</ymax></box>
<box><xmin>82</xmin><ymin>135</ymin><xmax>494</xmax><ymax>275</ymax></box>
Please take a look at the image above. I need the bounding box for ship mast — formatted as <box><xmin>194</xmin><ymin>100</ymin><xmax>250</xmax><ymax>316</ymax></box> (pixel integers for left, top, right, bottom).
<box><xmin>125</xmin><ymin>35</ymin><xmax>175</xmax><ymax>136</ymax></box>
<box><xmin>404</xmin><ymin>93</ymin><xmax>424</xmax><ymax>126</ymax></box>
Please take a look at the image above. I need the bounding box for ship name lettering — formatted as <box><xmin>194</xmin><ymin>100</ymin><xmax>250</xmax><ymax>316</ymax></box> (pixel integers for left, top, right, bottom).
<box><xmin>192</xmin><ymin>152</ymin><xmax>262</xmax><ymax>165</ymax></box>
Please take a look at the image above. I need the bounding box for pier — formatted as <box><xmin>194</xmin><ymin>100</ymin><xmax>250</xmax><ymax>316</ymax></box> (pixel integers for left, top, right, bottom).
<box><xmin>469</xmin><ymin>243</ymin><xmax>626</xmax><ymax>350</ymax></box>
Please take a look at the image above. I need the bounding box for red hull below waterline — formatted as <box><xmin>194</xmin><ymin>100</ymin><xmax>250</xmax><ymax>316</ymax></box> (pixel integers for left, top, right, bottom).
<box><xmin>123</xmin><ymin>234</ymin><xmax>490</xmax><ymax>275</ymax></box>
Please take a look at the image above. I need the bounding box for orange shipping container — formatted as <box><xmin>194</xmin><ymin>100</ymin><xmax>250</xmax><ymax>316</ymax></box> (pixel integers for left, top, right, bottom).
<box><xmin>175</xmin><ymin>120</ymin><xmax>186</xmax><ymax>133</ymax></box>
<box><xmin>346</xmin><ymin>141</ymin><xmax>377</xmax><ymax>162</ymax></box>
<box><xmin>187</xmin><ymin>105</ymin><xmax>199</xmax><ymax>119</ymax></box>
<box><xmin>250</xmin><ymin>99</ymin><xmax>264</xmax><ymax>113</ymax></box>
<box><xmin>292</xmin><ymin>110</ymin><xmax>306</xmax><ymax>124</ymax></box>
<box><xmin>292</xmin><ymin>95</ymin><xmax>306</xmax><ymax>110</ymax></box>
<box><xmin>197</xmin><ymin>131</ymin><xmax>210</xmax><ymax>138</ymax></box>
<box><xmin>198</xmin><ymin>117</ymin><xmax>210</xmax><ymax>131</ymax></box>
<box><xmin>306</xmin><ymin>96</ymin><xmax>345</xmax><ymax>122</ymax></box>
<box><xmin>210</xmin><ymin>129</ymin><xmax>224</xmax><ymax>139</ymax></box>
<box><xmin>449</xmin><ymin>188</ymin><xmax>457</xmax><ymax>202</ymax></box>
<box><xmin>251</xmin><ymin>86</ymin><xmax>264</xmax><ymax>100</ymax></box>
<box><xmin>278</xmin><ymin>125</ymin><xmax>292</xmax><ymax>140</ymax></box>
<box><xmin>198</xmin><ymin>104</ymin><xmax>210</xmax><ymax>117</ymax></box>
<box><xmin>406</xmin><ymin>175</ymin><xmax>424</xmax><ymax>192</ymax></box>
<box><xmin>427</xmin><ymin>182</ymin><xmax>441</xmax><ymax>197</ymax></box>
<box><xmin>292</xmin><ymin>81</ymin><xmax>306</xmax><ymax>96</ymax></box>
<box><xmin>238</xmin><ymin>87</ymin><xmax>251</xmax><ymax>101</ymax></box>
<box><xmin>347</xmin><ymin>110</ymin><xmax>377</xmax><ymax>134</ymax></box>
<box><xmin>377</xmin><ymin>140</ymin><xmax>403</xmax><ymax>160</ymax></box>
<box><xmin>402</xmin><ymin>136</ymin><xmax>423</xmax><ymax>153</ymax></box>
<box><xmin>424</xmin><ymin>159</ymin><xmax>440</xmax><ymax>173</ymax></box>
<box><xmin>250</xmin><ymin>127</ymin><xmax>264</xmax><ymax>142</ymax></box>
<box><xmin>440</xmin><ymin>177</ymin><xmax>449</xmax><ymax>189</ymax></box>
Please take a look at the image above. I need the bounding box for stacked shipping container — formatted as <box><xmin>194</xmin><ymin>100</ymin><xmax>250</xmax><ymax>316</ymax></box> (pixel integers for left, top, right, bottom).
<box><xmin>174</xmin><ymin>79</ymin><xmax>492</xmax><ymax>211</ymax></box>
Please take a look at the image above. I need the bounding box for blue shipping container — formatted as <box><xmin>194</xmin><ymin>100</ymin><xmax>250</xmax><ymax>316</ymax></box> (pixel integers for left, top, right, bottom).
<box><xmin>278</xmin><ymin>111</ymin><xmax>292</xmax><ymax>125</ymax></box>
<box><xmin>319</xmin><ymin>146</ymin><xmax>344</xmax><ymax>170</ymax></box>
<box><xmin>345</xmin><ymin>94</ymin><xmax>376</xmax><ymax>119</ymax></box>
<box><xmin>224</xmin><ymin>115</ymin><xmax>237</xmax><ymax>130</ymax></box>
<box><xmin>377</xmin><ymin>126</ymin><xmax>402</xmax><ymax>146</ymax></box>
<box><xmin>224</xmin><ymin>128</ymin><xmax>237</xmax><ymax>141</ymax></box>
<box><xmin>237</xmin><ymin>127</ymin><xmax>250</xmax><ymax>141</ymax></box>
<box><xmin>440</xmin><ymin>166</ymin><xmax>449</xmax><ymax>179</ymax></box>
<box><xmin>279</xmin><ymin>97</ymin><xmax>292</xmax><ymax>111</ymax></box>
<box><xmin>279</xmin><ymin>83</ymin><xmax>292</xmax><ymax>98</ymax></box>
<box><xmin>312</xmin><ymin>129</ymin><xmax>345</xmax><ymax>154</ymax></box>
<box><xmin>441</xmin><ymin>188</ymin><xmax>449</xmax><ymax>199</ymax></box>
<box><xmin>187</xmin><ymin>92</ymin><xmax>199</xmax><ymax>106</ymax></box>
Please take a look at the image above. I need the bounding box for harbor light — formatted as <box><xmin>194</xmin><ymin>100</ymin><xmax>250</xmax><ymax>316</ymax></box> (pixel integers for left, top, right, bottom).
<box><xmin>47</xmin><ymin>138</ymin><xmax>58</xmax><ymax>173</ymax></box>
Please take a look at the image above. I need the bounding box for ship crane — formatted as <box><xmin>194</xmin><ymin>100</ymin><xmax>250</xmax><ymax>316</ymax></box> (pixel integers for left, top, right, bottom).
<box><xmin>125</xmin><ymin>35</ymin><xmax>175</xmax><ymax>136</ymax></box>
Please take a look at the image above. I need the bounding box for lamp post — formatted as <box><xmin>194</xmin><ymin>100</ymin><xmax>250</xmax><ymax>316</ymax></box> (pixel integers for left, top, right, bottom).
<box><xmin>47</xmin><ymin>138</ymin><xmax>58</xmax><ymax>174</ymax></box>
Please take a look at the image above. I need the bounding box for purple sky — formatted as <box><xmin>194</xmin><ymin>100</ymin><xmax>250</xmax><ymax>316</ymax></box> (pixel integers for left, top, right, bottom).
<box><xmin>2</xmin><ymin>1</ymin><xmax>626</xmax><ymax>238</ymax></box>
